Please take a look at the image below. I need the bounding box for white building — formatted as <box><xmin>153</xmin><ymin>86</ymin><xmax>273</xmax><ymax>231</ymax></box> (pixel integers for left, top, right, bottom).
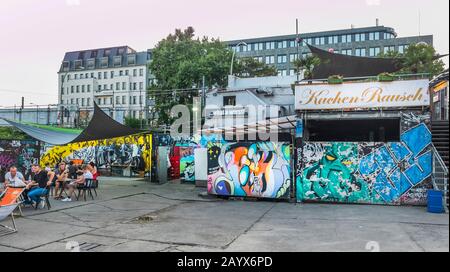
<box><xmin>204</xmin><ymin>75</ymin><xmax>299</xmax><ymax>129</ymax></box>
<box><xmin>58</xmin><ymin>46</ymin><xmax>153</xmax><ymax>126</ymax></box>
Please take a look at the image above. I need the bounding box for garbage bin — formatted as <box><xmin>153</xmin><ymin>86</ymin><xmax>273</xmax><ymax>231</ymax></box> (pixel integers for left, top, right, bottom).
<box><xmin>427</xmin><ymin>190</ymin><xmax>444</xmax><ymax>213</ymax></box>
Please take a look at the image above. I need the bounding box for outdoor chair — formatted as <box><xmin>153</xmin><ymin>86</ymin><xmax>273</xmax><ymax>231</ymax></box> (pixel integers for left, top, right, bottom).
<box><xmin>76</xmin><ymin>179</ymin><xmax>98</xmax><ymax>201</ymax></box>
<box><xmin>34</xmin><ymin>186</ymin><xmax>51</xmax><ymax>210</ymax></box>
<box><xmin>0</xmin><ymin>187</ymin><xmax>25</xmax><ymax>236</ymax></box>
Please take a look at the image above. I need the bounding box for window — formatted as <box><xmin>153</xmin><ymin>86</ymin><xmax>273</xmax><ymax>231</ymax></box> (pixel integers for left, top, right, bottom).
<box><xmin>104</xmin><ymin>71</ymin><xmax>108</xmax><ymax>79</ymax></box>
<box><xmin>113</xmin><ymin>56</ymin><xmax>122</xmax><ymax>67</ymax></box>
<box><xmin>81</xmin><ymin>85</ymin><xmax>85</xmax><ymax>93</ymax></box>
<box><xmin>127</xmin><ymin>54</ymin><xmax>136</xmax><ymax>65</ymax></box>
<box><xmin>289</xmin><ymin>40</ymin><xmax>296</xmax><ymax>48</ymax></box>
<box><xmin>355</xmin><ymin>48</ymin><xmax>367</xmax><ymax>57</ymax></box>
<box><xmin>74</xmin><ymin>60</ymin><xmax>83</xmax><ymax>70</ymax></box>
<box><xmin>139</xmin><ymin>82</ymin><xmax>143</xmax><ymax>90</ymax></box>
<box><xmin>87</xmin><ymin>59</ymin><xmax>95</xmax><ymax>69</ymax></box>
<box><xmin>355</xmin><ymin>33</ymin><xmax>366</xmax><ymax>42</ymax></box>
<box><xmin>119</xmin><ymin>70</ymin><xmax>123</xmax><ymax>76</ymax></box>
<box><xmin>116</xmin><ymin>82</ymin><xmax>120</xmax><ymax>90</ymax></box>
<box><xmin>90</xmin><ymin>72</ymin><xmax>94</xmax><ymax>78</ymax></box>
<box><xmin>289</xmin><ymin>69</ymin><xmax>296</xmax><ymax>76</ymax></box>
<box><xmin>74</xmin><ymin>74</ymin><xmax>78</xmax><ymax>80</ymax></box>
<box><xmin>76</xmin><ymin>98</ymin><xmax>79</xmax><ymax>105</ymax></box>
<box><xmin>265</xmin><ymin>55</ymin><xmax>275</xmax><ymax>64</ymax></box>
<box><xmin>133</xmin><ymin>96</ymin><xmax>137</xmax><ymax>105</ymax></box>
<box><xmin>223</xmin><ymin>96</ymin><xmax>236</xmax><ymax>106</ymax></box>
<box><xmin>133</xmin><ymin>69</ymin><xmax>137</xmax><ymax>77</ymax></box>
<box><xmin>81</xmin><ymin>98</ymin><xmax>85</xmax><ymax>106</ymax></box>
<box><xmin>110</xmin><ymin>84</ymin><xmax>114</xmax><ymax>90</ymax></box>
<box><xmin>100</xmin><ymin>57</ymin><xmax>108</xmax><ymax>68</ymax></box>
<box><xmin>290</xmin><ymin>53</ymin><xmax>299</xmax><ymax>63</ymax></box>
<box><xmin>111</xmin><ymin>71</ymin><xmax>114</xmax><ymax>78</ymax></box>
<box><xmin>87</xmin><ymin>85</ymin><xmax>91</xmax><ymax>92</ymax></box>
<box><xmin>398</xmin><ymin>44</ymin><xmax>409</xmax><ymax>54</ymax></box>
<box><xmin>104</xmin><ymin>49</ymin><xmax>111</xmax><ymax>56</ymax></box>
<box><xmin>133</xmin><ymin>83</ymin><xmax>137</xmax><ymax>90</ymax></box>
<box><xmin>369</xmin><ymin>47</ymin><xmax>381</xmax><ymax>57</ymax></box>
<box><xmin>71</xmin><ymin>98</ymin><xmax>74</xmax><ymax>104</ymax></box>
<box><xmin>139</xmin><ymin>69</ymin><xmax>143</xmax><ymax>76</ymax></box>
<box><xmin>265</xmin><ymin>42</ymin><xmax>275</xmax><ymax>50</ymax></box>
<box><xmin>62</xmin><ymin>61</ymin><xmax>69</xmax><ymax>71</ymax></box>
<box><xmin>306</xmin><ymin>119</ymin><xmax>400</xmax><ymax>142</ymax></box>
<box><xmin>277</xmin><ymin>41</ymin><xmax>288</xmax><ymax>49</ymax></box>
<box><xmin>340</xmin><ymin>49</ymin><xmax>352</xmax><ymax>56</ymax></box>
<box><xmin>254</xmin><ymin>56</ymin><xmax>263</xmax><ymax>63</ymax></box>
<box><xmin>341</xmin><ymin>34</ymin><xmax>352</xmax><ymax>43</ymax></box>
<box><xmin>87</xmin><ymin>98</ymin><xmax>90</xmax><ymax>106</ymax></box>
<box><xmin>384</xmin><ymin>46</ymin><xmax>395</xmax><ymax>53</ymax></box>
<box><xmin>139</xmin><ymin>95</ymin><xmax>143</xmax><ymax>105</ymax></box>
<box><xmin>277</xmin><ymin>55</ymin><xmax>287</xmax><ymax>64</ymax></box>
<box><xmin>98</xmin><ymin>72</ymin><xmax>102</xmax><ymax>80</ymax></box>
<box><xmin>76</xmin><ymin>85</ymin><xmax>79</xmax><ymax>93</ymax></box>
<box><xmin>98</xmin><ymin>85</ymin><xmax>102</xmax><ymax>91</ymax></box>
<box><xmin>125</xmin><ymin>70</ymin><xmax>129</xmax><ymax>76</ymax></box>
<box><xmin>61</xmin><ymin>87</ymin><xmax>64</xmax><ymax>95</ymax></box>
<box><xmin>104</xmin><ymin>84</ymin><xmax>107</xmax><ymax>90</ymax></box>
<box><xmin>278</xmin><ymin>69</ymin><xmax>287</xmax><ymax>76</ymax></box>
<box><xmin>122</xmin><ymin>82</ymin><xmax>126</xmax><ymax>90</ymax></box>
<box><xmin>116</xmin><ymin>96</ymin><xmax>120</xmax><ymax>105</ymax></box>
<box><xmin>71</xmin><ymin>86</ymin><xmax>74</xmax><ymax>93</ymax></box>
<box><xmin>122</xmin><ymin>96</ymin><xmax>126</xmax><ymax>104</ymax></box>
<box><xmin>254</xmin><ymin>43</ymin><xmax>264</xmax><ymax>51</ymax></box>
<box><xmin>369</xmin><ymin>32</ymin><xmax>380</xmax><ymax>41</ymax></box>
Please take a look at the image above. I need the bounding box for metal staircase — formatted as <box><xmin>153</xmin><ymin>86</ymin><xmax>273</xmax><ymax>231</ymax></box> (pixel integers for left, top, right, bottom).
<box><xmin>431</xmin><ymin>120</ymin><xmax>449</xmax><ymax>211</ymax></box>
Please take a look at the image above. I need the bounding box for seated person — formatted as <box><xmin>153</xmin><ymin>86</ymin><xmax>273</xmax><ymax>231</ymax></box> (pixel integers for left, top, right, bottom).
<box><xmin>62</xmin><ymin>166</ymin><xmax>92</xmax><ymax>202</ymax></box>
<box><xmin>4</xmin><ymin>166</ymin><xmax>26</xmax><ymax>188</ymax></box>
<box><xmin>27</xmin><ymin>164</ymin><xmax>55</xmax><ymax>208</ymax></box>
<box><xmin>54</xmin><ymin>162</ymin><xmax>70</xmax><ymax>200</ymax></box>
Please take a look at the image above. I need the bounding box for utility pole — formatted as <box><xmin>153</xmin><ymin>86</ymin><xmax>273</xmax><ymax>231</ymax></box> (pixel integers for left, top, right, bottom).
<box><xmin>296</xmin><ymin>18</ymin><xmax>300</xmax><ymax>82</ymax></box>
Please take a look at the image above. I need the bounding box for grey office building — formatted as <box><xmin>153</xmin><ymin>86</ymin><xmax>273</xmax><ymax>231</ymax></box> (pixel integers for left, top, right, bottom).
<box><xmin>226</xmin><ymin>25</ymin><xmax>433</xmax><ymax>76</ymax></box>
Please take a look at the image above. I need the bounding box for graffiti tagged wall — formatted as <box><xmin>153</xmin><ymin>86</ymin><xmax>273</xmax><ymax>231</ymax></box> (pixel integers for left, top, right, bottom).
<box><xmin>208</xmin><ymin>141</ymin><xmax>291</xmax><ymax>199</ymax></box>
<box><xmin>0</xmin><ymin>140</ymin><xmax>40</xmax><ymax>180</ymax></box>
<box><xmin>40</xmin><ymin>134</ymin><xmax>152</xmax><ymax>173</ymax></box>
<box><xmin>297</xmin><ymin>123</ymin><xmax>433</xmax><ymax>205</ymax></box>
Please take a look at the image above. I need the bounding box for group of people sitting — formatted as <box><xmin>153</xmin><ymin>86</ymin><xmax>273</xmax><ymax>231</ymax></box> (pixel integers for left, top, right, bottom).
<box><xmin>1</xmin><ymin>161</ymin><xmax>98</xmax><ymax>208</ymax></box>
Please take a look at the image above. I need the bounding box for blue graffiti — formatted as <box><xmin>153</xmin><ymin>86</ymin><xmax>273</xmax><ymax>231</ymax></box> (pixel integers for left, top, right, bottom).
<box><xmin>359</xmin><ymin>124</ymin><xmax>432</xmax><ymax>203</ymax></box>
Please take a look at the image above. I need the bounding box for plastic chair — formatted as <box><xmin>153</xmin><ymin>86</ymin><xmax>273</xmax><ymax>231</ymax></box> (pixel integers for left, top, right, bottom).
<box><xmin>0</xmin><ymin>187</ymin><xmax>25</xmax><ymax>236</ymax></box>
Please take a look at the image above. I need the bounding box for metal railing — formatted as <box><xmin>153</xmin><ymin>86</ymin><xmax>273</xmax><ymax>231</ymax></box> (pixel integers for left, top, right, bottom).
<box><xmin>431</xmin><ymin>143</ymin><xmax>449</xmax><ymax>213</ymax></box>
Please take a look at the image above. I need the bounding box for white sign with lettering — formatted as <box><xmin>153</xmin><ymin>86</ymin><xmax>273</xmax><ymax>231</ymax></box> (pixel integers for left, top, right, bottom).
<box><xmin>295</xmin><ymin>79</ymin><xmax>429</xmax><ymax>110</ymax></box>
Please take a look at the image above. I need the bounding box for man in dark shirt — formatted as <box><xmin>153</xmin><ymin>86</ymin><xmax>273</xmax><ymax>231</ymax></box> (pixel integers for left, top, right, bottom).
<box><xmin>26</xmin><ymin>164</ymin><xmax>55</xmax><ymax>208</ymax></box>
<box><xmin>68</xmin><ymin>161</ymin><xmax>77</xmax><ymax>179</ymax></box>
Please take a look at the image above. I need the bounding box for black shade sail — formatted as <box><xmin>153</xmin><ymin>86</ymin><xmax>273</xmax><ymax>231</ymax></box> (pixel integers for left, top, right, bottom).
<box><xmin>308</xmin><ymin>45</ymin><xmax>402</xmax><ymax>79</ymax></box>
<box><xmin>2</xmin><ymin>103</ymin><xmax>141</xmax><ymax>145</ymax></box>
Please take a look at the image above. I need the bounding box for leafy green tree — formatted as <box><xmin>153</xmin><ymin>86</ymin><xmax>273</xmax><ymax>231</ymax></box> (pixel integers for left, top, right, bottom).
<box><xmin>124</xmin><ymin>117</ymin><xmax>142</xmax><ymax>129</ymax></box>
<box><xmin>234</xmin><ymin>57</ymin><xmax>277</xmax><ymax>78</ymax></box>
<box><xmin>378</xmin><ymin>43</ymin><xmax>445</xmax><ymax>78</ymax></box>
<box><xmin>149</xmin><ymin>27</ymin><xmax>279</xmax><ymax>127</ymax></box>
<box><xmin>293</xmin><ymin>56</ymin><xmax>321</xmax><ymax>79</ymax></box>
<box><xmin>0</xmin><ymin>127</ymin><xmax>27</xmax><ymax>140</ymax></box>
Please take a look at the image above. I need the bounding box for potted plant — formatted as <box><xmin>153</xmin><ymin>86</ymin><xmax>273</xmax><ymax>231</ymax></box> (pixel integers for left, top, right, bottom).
<box><xmin>328</xmin><ymin>75</ymin><xmax>343</xmax><ymax>84</ymax></box>
<box><xmin>378</xmin><ymin>72</ymin><xmax>395</xmax><ymax>82</ymax></box>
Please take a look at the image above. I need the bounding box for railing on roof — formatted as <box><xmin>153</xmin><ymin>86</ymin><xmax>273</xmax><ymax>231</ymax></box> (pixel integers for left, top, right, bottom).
<box><xmin>296</xmin><ymin>73</ymin><xmax>431</xmax><ymax>84</ymax></box>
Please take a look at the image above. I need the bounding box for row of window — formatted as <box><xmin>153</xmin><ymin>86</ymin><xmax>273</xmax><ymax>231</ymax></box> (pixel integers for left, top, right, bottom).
<box><xmin>61</xmin><ymin>68</ymin><xmax>144</xmax><ymax>82</ymax></box>
<box><xmin>250</xmin><ymin>44</ymin><xmax>409</xmax><ymax>65</ymax></box>
<box><xmin>61</xmin><ymin>81</ymin><xmax>144</xmax><ymax>95</ymax></box>
<box><xmin>62</xmin><ymin>95</ymin><xmax>144</xmax><ymax>107</ymax></box>
<box><xmin>234</xmin><ymin>32</ymin><xmax>394</xmax><ymax>52</ymax></box>
<box><xmin>66</xmin><ymin>54</ymin><xmax>139</xmax><ymax>71</ymax></box>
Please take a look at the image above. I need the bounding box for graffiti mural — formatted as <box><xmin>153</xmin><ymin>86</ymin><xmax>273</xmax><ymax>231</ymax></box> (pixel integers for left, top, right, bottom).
<box><xmin>297</xmin><ymin>123</ymin><xmax>433</xmax><ymax>205</ymax></box>
<box><xmin>40</xmin><ymin>134</ymin><xmax>152</xmax><ymax>173</ymax></box>
<box><xmin>179</xmin><ymin>145</ymin><xmax>195</xmax><ymax>182</ymax></box>
<box><xmin>208</xmin><ymin>141</ymin><xmax>291</xmax><ymax>199</ymax></box>
<box><xmin>0</xmin><ymin>140</ymin><xmax>40</xmax><ymax>180</ymax></box>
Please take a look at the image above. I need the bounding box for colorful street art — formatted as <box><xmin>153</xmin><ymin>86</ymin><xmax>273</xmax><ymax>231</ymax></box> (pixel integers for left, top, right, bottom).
<box><xmin>179</xmin><ymin>144</ymin><xmax>195</xmax><ymax>182</ymax></box>
<box><xmin>208</xmin><ymin>141</ymin><xmax>291</xmax><ymax>199</ymax></box>
<box><xmin>0</xmin><ymin>140</ymin><xmax>40</xmax><ymax>181</ymax></box>
<box><xmin>297</xmin><ymin>123</ymin><xmax>433</xmax><ymax>205</ymax></box>
<box><xmin>40</xmin><ymin>134</ymin><xmax>152</xmax><ymax>172</ymax></box>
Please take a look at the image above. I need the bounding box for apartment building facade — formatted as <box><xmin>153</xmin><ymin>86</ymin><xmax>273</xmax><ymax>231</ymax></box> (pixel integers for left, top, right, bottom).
<box><xmin>227</xmin><ymin>25</ymin><xmax>433</xmax><ymax>76</ymax></box>
<box><xmin>58</xmin><ymin>46</ymin><xmax>152</xmax><ymax>126</ymax></box>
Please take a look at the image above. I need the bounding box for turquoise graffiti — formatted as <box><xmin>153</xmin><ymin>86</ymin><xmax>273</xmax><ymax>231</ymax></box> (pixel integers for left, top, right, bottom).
<box><xmin>297</xmin><ymin>124</ymin><xmax>432</xmax><ymax>204</ymax></box>
<box><xmin>208</xmin><ymin>142</ymin><xmax>291</xmax><ymax>199</ymax></box>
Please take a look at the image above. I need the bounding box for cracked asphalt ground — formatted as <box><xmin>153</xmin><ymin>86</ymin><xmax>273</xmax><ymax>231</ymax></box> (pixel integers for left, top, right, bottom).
<box><xmin>0</xmin><ymin>178</ymin><xmax>448</xmax><ymax>252</ymax></box>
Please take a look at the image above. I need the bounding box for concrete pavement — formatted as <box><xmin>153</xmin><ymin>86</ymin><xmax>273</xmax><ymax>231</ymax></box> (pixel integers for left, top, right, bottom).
<box><xmin>0</xmin><ymin>177</ymin><xmax>448</xmax><ymax>252</ymax></box>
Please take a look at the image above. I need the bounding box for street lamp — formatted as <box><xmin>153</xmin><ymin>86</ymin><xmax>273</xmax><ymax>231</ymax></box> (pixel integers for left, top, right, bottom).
<box><xmin>230</xmin><ymin>42</ymin><xmax>247</xmax><ymax>76</ymax></box>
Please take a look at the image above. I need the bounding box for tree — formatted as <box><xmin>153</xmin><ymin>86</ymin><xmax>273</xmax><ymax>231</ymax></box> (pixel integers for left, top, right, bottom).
<box><xmin>0</xmin><ymin>127</ymin><xmax>27</xmax><ymax>140</ymax></box>
<box><xmin>293</xmin><ymin>56</ymin><xmax>321</xmax><ymax>80</ymax></box>
<box><xmin>124</xmin><ymin>117</ymin><xmax>142</xmax><ymax>129</ymax></box>
<box><xmin>378</xmin><ymin>43</ymin><xmax>445</xmax><ymax>78</ymax></box>
<box><xmin>234</xmin><ymin>57</ymin><xmax>277</xmax><ymax>78</ymax></box>
<box><xmin>149</xmin><ymin>27</ymin><xmax>279</xmax><ymax>127</ymax></box>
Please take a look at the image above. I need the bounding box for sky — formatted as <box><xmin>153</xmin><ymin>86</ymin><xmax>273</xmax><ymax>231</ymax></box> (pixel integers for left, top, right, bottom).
<box><xmin>0</xmin><ymin>0</ymin><xmax>448</xmax><ymax>107</ymax></box>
